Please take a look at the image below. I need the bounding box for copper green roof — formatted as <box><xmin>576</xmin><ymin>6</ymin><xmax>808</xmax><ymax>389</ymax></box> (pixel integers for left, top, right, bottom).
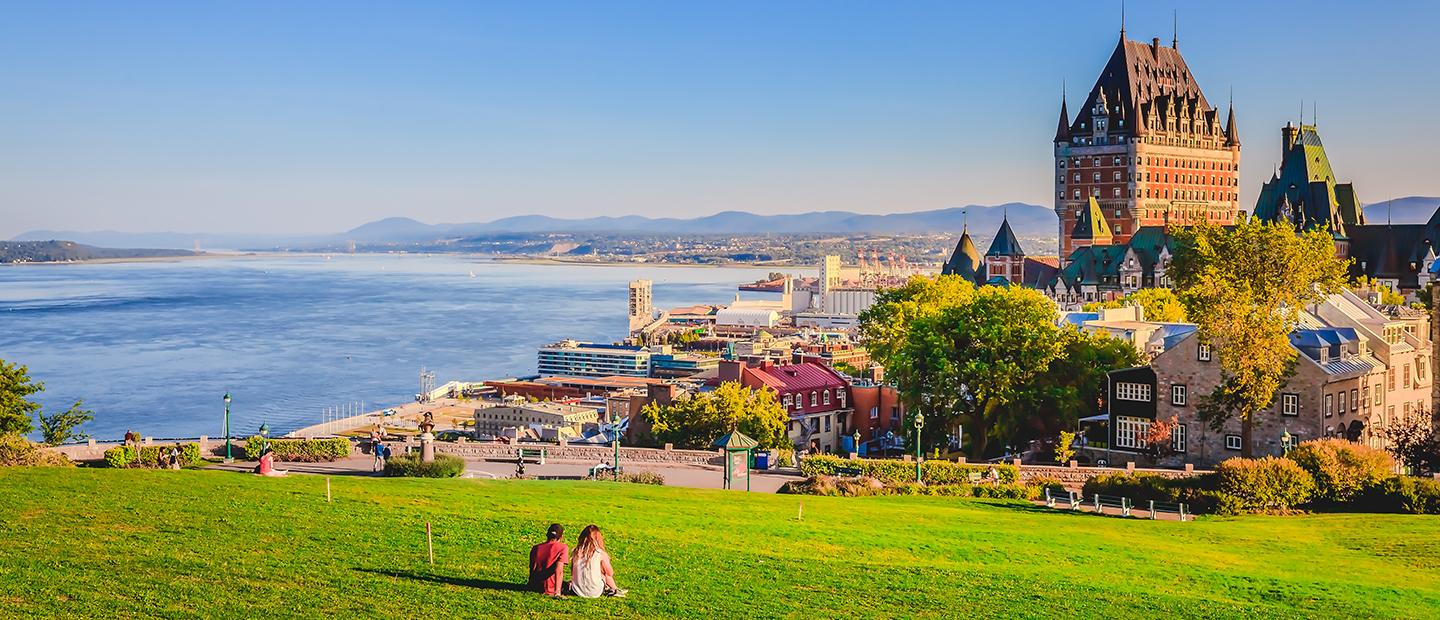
<box><xmin>1254</xmin><ymin>124</ymin><xmax>1364</xmax><ymax>235</ymax></box>
<box><xmin>985</xmin><ymin>217</ymin><xmax>1025</xmax><ymax>257</ymax></box>
<box><xmin>712</xmin><ymin>431</ymin><xmax>759</xmax><ymax>450</ymax></box>
<box><xmin>941</xmin><ymin>230</ymin><xmax>983</xmax><ymax>283</ymax></box>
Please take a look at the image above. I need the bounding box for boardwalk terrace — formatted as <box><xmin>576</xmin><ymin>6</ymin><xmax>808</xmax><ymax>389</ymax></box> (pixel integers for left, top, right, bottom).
<box><xmin>537</xmin><ymin>340</ymin><xmax>650</xmax><ymax>378</ymax></box>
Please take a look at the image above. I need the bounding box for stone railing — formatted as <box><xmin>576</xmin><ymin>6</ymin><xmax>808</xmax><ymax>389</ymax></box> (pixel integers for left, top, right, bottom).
<box><xmin>434</xmin><ymin>442</ymin><xmax>722</xmax><ymax>466</ymax></box>
<box><xmin>1018</xmin><ymin>462</ymin><xmax>1210</xmax><ymax>489</ymax></box>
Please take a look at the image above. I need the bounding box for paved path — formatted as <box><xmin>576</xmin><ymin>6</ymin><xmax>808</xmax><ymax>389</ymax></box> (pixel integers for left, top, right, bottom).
<box><xmin>208</xmin><ymin>456</ymin><xmax>798</xmax><ymax>493</ymax></box>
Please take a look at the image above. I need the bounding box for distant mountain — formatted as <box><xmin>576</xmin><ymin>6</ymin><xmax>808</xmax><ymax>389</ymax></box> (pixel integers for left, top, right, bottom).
<box><xmin>0</xmin><ymin>240</ymin><xmax>198</xmax><ymax>264</ymax></box>
<box><xmin>1362</xmin><ymin>196</ymin><xmax>1440</xmax><ymax>225</ymax></box>
<box><xmin>13</xmin><ymin>202</ymin><xmax>1056</xmax><ymax>249</ymax></box>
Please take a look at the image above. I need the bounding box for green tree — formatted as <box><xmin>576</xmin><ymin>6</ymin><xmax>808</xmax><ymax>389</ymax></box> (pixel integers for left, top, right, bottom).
<box><xmin>1003</xmin><ymin>328</ymin><xmax>1142</xmax><ymax>439</ymax></box>
<box><xmin>642</xmin><ymin>381</ymin><xmax>788</xmax><ymax>450</ymax></box>
<box><xmin>1168</xmin><ymin>218</ymin><xmax>1349</xmax><ymax>456</ymax></box>
<box><xmin>1081</xmin><ymin>288</ymin><xmax>1187</xmax><ymax>322</ymax></box>
<box><xmin>0</xmin><ymin>359</ymin><xmax>43</xmax><ymax>435</ymax></box>
<box><xmin>37</xmin><ymin>401</ymin><xmax>94</xmax><ymax>445</ymax></box>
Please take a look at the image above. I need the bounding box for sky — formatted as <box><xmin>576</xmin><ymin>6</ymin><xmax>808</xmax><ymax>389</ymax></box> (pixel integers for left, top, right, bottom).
<box><xmin>2</xmin><ymin>1</ymin><xmax>1438</xmax><ymax>238</ymax></box>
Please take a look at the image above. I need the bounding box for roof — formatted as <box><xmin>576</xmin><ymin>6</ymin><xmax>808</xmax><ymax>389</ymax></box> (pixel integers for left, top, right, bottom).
<box><xmin>1066</xmin><ymin>36</ymin><xmax>1221</xmax><ymax>141</ymax></box>
<box><xmin>1347</xmin><ymin>223</ymin><xmax>1433</xmax><ymax>288</ymax></box>
<box><xmin>744</xmin><ymin>362</ymin><xmax>847</xmax><ymax>393</ymax></box>
<box><xmin>712</xmin><ymin>431</ymin><xmax>759</xmax><ymax>450</ymax></box>
<box><xmin>986</xmin><ymin>217</ymin><xmax>1025</xmax><ymax>257</ymax></box>
<box><xmin>1253</xmin><ymin>124</ymin><xmax>1364</xmax><ymax>236</ymax></box>
<box><xmin>941</xmin><ymin>230</ymin><xmax>983</xmax><ymax>283</ymax></box>
<box><xmin>1072</xmin><ymin>197</ymin><xmax>1113</xmax><ymax>241</ymax></box>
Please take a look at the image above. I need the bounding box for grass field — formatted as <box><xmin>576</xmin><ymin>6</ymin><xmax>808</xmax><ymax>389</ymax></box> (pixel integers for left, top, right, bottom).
<box><xmin>2</xmin><ymin>468</ymin><xmax>1438</xmax><ymax>618</ymax></box>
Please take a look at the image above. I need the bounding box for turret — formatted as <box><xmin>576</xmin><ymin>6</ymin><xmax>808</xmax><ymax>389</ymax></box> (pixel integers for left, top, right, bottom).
<box><xmin>1225</xmin><ymin>105</ymin><xmax>1240</xmax><ymax>147</ymax></box>
<box><xmin>1054</xmin><ymin>97</ymin><xmax>1070</xmax><ymax>143</ymax></box>
<box><xmin>1282</xmin><ymin>121</ymin><xmax>1299</xmax><ymax>152</ymax></box>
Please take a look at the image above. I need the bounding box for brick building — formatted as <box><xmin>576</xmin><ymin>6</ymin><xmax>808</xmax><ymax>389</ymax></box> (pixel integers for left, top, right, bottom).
<box><xmin>718</xmin><ymin>360</ymin><xmax>853</xmax><ymax>453</ymax></box>
<box><xmin>1054</xmin><ymin>32</ymin><xmax>1241</xmax><ymax>260</ymax></box>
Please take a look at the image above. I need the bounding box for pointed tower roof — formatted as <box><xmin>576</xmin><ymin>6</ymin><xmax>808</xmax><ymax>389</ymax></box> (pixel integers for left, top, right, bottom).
<box><xmin>1054</xmin><ymin>97</ymin><xmax>1071</xmax><ymax>143</ymax></box>
<box><xmin>1224</xmin><ymin>105</ymin><xmax>1240</xmax><ymax>146</ymax></box>
<box><xmin>1071</xmin><ymin>197</ymin><xmax>1113</xmax><ymax>242</ymax></box>
<box><xmin>986</xmin><ymin>217</ymin><xmax>1025</xmax><ymax>257</ymax></box>
<box><xmin>941</xmin><ymin>229</ymin><xmax>983</xmax><ymax>282</ymax></box>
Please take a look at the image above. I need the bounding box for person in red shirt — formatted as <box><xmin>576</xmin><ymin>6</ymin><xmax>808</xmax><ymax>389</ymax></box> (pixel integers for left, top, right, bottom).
<box><xmin>528</xmin><ymin>523</ymin><xmax>569</xmax><ymax>596</ymax></box>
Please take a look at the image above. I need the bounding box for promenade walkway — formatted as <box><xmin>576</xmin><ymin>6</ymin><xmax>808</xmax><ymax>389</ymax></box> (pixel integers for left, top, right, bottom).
<box><xmin>208</xmin><ymin>456</ymin><xmax>798</xmax><ymax>493</ymax></box>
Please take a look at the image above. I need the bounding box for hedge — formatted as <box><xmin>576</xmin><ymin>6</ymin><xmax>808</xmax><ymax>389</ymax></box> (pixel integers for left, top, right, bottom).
<box><xmin>799</xmin><ymin>454</ymin><xmax>1019</xmax><ymax>484</ymax></box>
<box><xmin>779</xmin><ymin>475</ymin><xmax>1040</xmax><ymax>499</ymax></box>
<box><xmin>103</xmin><ymin>443</ymin><xmax>202</xmax><ymax>469</ymax></box>
<box><xmin>384</xmin><ymin>453</ymin><xmax>465</xmax><ymax>478</ymax></box>
<box><xmin>1287</xmin><ymin>439</ymin><xmax>1394</xmax><ymax>504</ymax></box>
<box><xmin>0</xmin><ymin>434</ymin><xmax>72</xmax><ymax>467</ymax></box>
<box><xmin>1216</xmin><ymin>457</ymin><xmax>1315</xmax><ymax>513</ymax></box>
<box><xmin>1358</xmin><ymin>476</ymin><xmax>1440</xmax><ymax>515</ymax></box>
<box><xmin>245</xmin><ymin>436</ymin><xmax>352</xmax><ymax>462</ymax></box>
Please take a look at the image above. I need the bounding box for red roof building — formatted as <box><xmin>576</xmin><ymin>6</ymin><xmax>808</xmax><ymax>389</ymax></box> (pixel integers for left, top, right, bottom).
<box><xmin>717</xmin><ymin>360</ymin><xmax>852</xmax><ymax>453</ymax></box>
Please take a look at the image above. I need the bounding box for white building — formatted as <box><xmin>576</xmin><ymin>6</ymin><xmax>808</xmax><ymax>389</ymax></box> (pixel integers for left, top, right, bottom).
<box><xmin>473</xmin><ymin>399</ymin><xmax>602</xmax><ymax>440</ymax></box>
<box><xmin>537</xmin><ymin>340</ymin><xmax>651</xmax><ymax>378</ymax></box>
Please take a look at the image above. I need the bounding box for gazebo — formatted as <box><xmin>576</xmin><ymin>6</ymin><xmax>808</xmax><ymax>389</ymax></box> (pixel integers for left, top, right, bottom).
<box><xmin>712</xmin><ymin>431</ymin><xmax>759</xmax><ymax>491</ymax></box>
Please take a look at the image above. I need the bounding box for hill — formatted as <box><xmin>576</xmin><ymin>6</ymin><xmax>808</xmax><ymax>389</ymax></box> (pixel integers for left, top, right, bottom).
<box><xmin>3</xmin><ymin>468</ymin><xmax>1437</xmax><ymax>618</ymax></box>
<box><xmin>1362</xmin><ymin>196</ymin><xmax>1440</xmax><ymax>224</ymax></box>
<box><xmin>0</xmin><ymin>240</ymin><xmax>197</xmax><ymax>264</ymax></box>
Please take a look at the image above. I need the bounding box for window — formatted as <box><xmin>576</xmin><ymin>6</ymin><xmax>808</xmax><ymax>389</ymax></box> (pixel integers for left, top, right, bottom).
<box><xmin>1116</xmin><ymin>416</ymin><xmax>1148</xmax><ymax>449</ymax></box>
<box><xmin>1376</xmin><ymin>386</ymin><xmax>1384</xmax><ymax>407</ymax></box>
<box><xmin>823</xmin><ymin>390</ymin><xmax>831</xmax><ymax>405</ymax></box>
<box><xmin>1281</xmin><ymin>393</ymin><xmax>1299</xmax><ymax>416</ymax></box>
<box><xmin>1362</xmin><ymin>386</ymin><xmax>1370</xmax><ymax>408</ymax></box>
<box><xmin>1171</xmin><ymin>424</ymin><xmax>1187</xmax><ymax>452</ymax></box>
<box><xmin>1073</xmin><ymin>189</ymin><xmax>1080</xmax><ymax>199</ymax></box>
<box><xmin>1404</xmin><ymin>364</ymin><xmax>1411</xmax><ymax>388</ymax></box>
<box><xmin>783</xmin><ymin>395</ymin><xmax>792</xmax><ymax>408</ymax></box>
<box><xmin>1116</xmin><ymin>382</ymin><xmax>1152</xmax><ymax>402</ymax></box>
<box><xmin>1113</xmin><ymin>188</ymin><xmax>1121</xmax><ymax>198</ymax></box>
<box><xmin>1171</xmin><ymin>384</ymin><xmax>1187</xmax><ymax>406</ymax></box>
<box><xmin>1093</xmin><ymin>157</ymin><xmax>1100</xmax><ymax>167</ymax></box>
<box><xmin>838</xmin><ymin>390</ymin><xmax>846</xmax><ymax>408</ymax></box>
<box><xmin>1225</xmin><ymin>435</ymin><xmax>1243</xmax><ymax>451</ymax></box>
<box><xmin>1074</xmin><ymin>173</ymin><xmax>1080</xmax><ymax>183</ymax></box>
<box><xmin>1198</xmin><ymin>343</ymin><xmax>1212</xmax><ymax>361</ymax></box>
<box><xmin>1325</xmin><ymin>394</ymin><xmax>1333</xmax><ymax>417</ymax></box>
<box><xmin>869</xmin><ymin>406</ymin><xmax>879</xmax><ymax>419</ymax></box>
<box><xmin>1389</xmin><ymin>367</ymin><xmax>1396</xmax><ymax>390</ymax></box>
<box><xmin>810</xmin><ymin>391</ymin><xmax>818</xmax><ymax>407</ymax></box>
<box><xmin>1350</xmin><ymin>389</ymin><xmax>1358</xmax><ymax>411</ymax></box>
<box><xmin>1113</xmin><ymin>171</ymin><xmax>1122</xmax><ymax>181</ymax></box>
<box><xmin>823</xmin><ymin>415</ymin><xmax>831</xmax><ymax>432</ymax></box>
<box><xmin>1113</xmin><ymin>156</ymin><xmax>1122</xmax><ymax>166</ymax></box>
<box><xmin>1338</xmin><ymin>390</ymin><xmax>1347</xmax><ymax>414</ymax></box>
<box><xmin>1093</xmin><ymin>172</ymin><xmax>1101</xmax><ymax>182</ymax></box>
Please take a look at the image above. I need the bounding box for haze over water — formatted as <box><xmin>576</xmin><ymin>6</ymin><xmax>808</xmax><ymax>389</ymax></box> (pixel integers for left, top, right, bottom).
<box><xmin>0</xmin><ymin>255</ymin><xmax>787</xmax><ymax>440</ymax></box>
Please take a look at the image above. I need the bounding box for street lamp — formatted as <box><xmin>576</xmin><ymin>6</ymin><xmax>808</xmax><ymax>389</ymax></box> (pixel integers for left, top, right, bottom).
<box><xmin>913</xmin><ymin>412</ymin><xmax>926</xmax><ymax>483</ymax></box>
<box><xmin>222</xmin><ymin>393</ymin><xmax>233</xmax><ymax>463</ymax></box>
<box><xmin>612</xmin><ymin>411</ymin><xmax>621</xmax><ymax>481</ymax></box>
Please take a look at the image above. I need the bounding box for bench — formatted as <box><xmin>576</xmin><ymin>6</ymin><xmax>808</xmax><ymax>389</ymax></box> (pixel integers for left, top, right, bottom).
<box><xmin>1092</xmin><ymin>493</ymin><xmax>1133</xmax><ymax>517</ymax></box>
<box><xmin>515</xmin><ymin>447</ymin><xmax>546</xmax><ymax>465</ymax></box>
<box><xmin>834</xmin><ymin>466</ymin><xmax>863</xmax><ymax>478</ymax></box>
<box><xmin>1144</xmin><ymin>499</ymin><xmax>1192</xmax><ymax>522</ymax></box>
<box><xmin>1044</xmin><ymin>488</ymin><xmax>1081</xmax><ymax>510</ymax></box>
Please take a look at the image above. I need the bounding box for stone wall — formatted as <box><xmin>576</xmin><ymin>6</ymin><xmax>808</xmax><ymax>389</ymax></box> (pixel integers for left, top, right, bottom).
<box><xmin>434</xmin><ymin>442</ymin><xmax>722</xmax><ymax>466</ymax></box>
<box><xmin>1018</xmin><ymin>463</ymin><xmax>1209</xmax><ymax>490</ymax></box>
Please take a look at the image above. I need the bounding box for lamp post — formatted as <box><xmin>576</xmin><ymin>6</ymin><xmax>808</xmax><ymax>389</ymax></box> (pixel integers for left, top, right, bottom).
<box><xmin>612</xmin><ymin>411</ymin><xmax>621</xmax><ymax>481</ymax></box>
<box><xmin>222</xmin><ymin>393</ymin><xmax>232</xmax><ymax>463</ymax></box>
<box><xmin>913</xmin><ymin>412</ymin><xmax>925</xmax><ymax>483</ymax></box>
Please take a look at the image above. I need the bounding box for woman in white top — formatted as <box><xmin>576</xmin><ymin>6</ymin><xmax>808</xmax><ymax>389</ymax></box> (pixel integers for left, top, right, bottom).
<box><xmin>569</xmin><ymin>525</ymin><xmax>626</xmax><ymax>598</ymax></box>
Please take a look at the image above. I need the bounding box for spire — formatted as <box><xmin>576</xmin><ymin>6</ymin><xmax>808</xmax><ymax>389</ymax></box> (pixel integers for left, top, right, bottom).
<box><xmin>986</xmin><ymin>216</ymin><xmax>1025</xmax><ymax>257</ymax></box>
<box><xmin>1120</xmin><ymin>0</ymin><xmax>1126</xmax><ymax>38</ymax></box>
<box><xmin>1172</xmin><ymin>10</ymin><xmax>1178</xmax><ymax>49</ymax></box>
<box><xmin>1054</xmin><ymin>90</ymin><xmax>1071</xmax><ymax>143</ymax></box>
<box><xmin>1224</xmin><ymin>92</ymin><xmax>1239</xmax><ymax>147</ymax></box>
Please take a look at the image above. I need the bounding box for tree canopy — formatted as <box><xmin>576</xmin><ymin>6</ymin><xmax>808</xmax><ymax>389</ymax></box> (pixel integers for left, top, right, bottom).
<box><xmin>642</xmin><ymin>381</ymin><xmax>788</xmax><ymax>450</ymax></box>
<box><xmin>0</xmin><ymin>359</ymin><xmax>43</xmax><ymax>436</ymax></box>
<box><xmin>1168</xmin><ymin>218</ymin><xmax>1349</xmax><ymax>455</ymax></box>
<box><xmin>1082</xmin><ymin>288</ymin><xmax>1187</xmax><ymax>322</ymax></box>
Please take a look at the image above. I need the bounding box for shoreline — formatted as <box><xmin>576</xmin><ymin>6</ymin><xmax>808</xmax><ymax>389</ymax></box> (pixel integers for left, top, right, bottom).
<box><xmin>3</xmin><ymin>250</ymin><xmax>808</xmax><ymax>270</ymax></box>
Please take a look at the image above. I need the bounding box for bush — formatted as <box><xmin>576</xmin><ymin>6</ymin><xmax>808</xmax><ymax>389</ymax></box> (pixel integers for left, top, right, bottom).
<box><xmin>1215</xmin><ymin>457</ymin><xmax>1315</xmax><ymax>513</ymax></box>
<box><xmin>104</xmin><ymin>443</ymin><xmax>203</xmax><ymax>468</ymax></box>
<box><xmin>800</xmin><ymin>454</ymin><xmax>1018</xmax><ymax>485</ymax></box>
<box><xmin>1287</xmin><ymin>439</ymin><xmax>1394</xmax><ymax>504</ymax></box>
<box><xmin>0</xmin><ymin>433</ymin><xmax>73</xmax><ymax>467</ymax></box>
<box><xmin>1082</xmin><ymin>472</ymin><xmax>1183</xmax><ymax>504</ymax></box>
<box><xmin>617</xmin><ymin>471</ymin><xmax>665</xmax><ymax>485</ymax></box>
<box><xmin>246</xmin><ymin>436</ymin><xmax>352</xmax><ymax>462</ymax></box>
<box><xmin>779</xmin><ymin>475</ymin><xmax>887</xmax><ymax>497</ymax></box>
<box><xmin>384</xmin><ymin>453</ymin><xmax>465</xmax><ymax>478</ymax></box>
<box><xmin>1357</xmin><ymin>476</ymin><xmax>1440</xmax><ymax>515</ymax></box>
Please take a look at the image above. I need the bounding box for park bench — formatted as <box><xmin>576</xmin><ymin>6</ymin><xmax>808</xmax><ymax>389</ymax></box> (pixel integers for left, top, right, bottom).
<box><xmin>1044</xmin><ymin>488</ymin><xmax>1081</xmax><ymax>510</ymax></box>
<box><xmin>834</xmin><ymin>466</ymin><xmax>863</xmax><ymax>478</ymax></box>
<box><xmin>1143</xmin><ymin>499</ymin><xmax>1192</xmax><ymax>522</ymax></box>
<box><xmin>1091</xmin><ymin>493</ymin><xmax>1133</xmax><ymax>517</ymax></box>
<box><xmin>515</xmin><ymin>447</ymin><xmax>546</xmax><ymax>465</ymax></box>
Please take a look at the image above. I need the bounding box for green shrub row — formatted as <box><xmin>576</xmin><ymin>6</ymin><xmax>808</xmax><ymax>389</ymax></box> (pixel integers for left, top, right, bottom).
<box><xmin>617</xmin><ymin>471</ymin><xmax>665</xmax><ymax>485</ymax></box>
<box><xmin>779</xmin><ymin>475</ymin><xmax>1042</xmax><ymax>500</ymax></box>
<box><xmin>800</xmin><ymin>454</ymin><xmax>1019</xmax><ymax>485</ymax></box>
<box><xmin>384</xmin><ymin>453</ymin><xmax>465</xmax><ymax>478</ymax></box>
<box><xmin>245</xmin><ymin>436</ymin><xmax>352</xmax><ymax>462</ymax></box>
<box><xmin>1215</xmin><ymin>457</ymin><xmax>1315</xmax><ymax>513</ymax></box>
<box><xmin>1357</xmin><ymin>476</ymin><xmax>1440</xmax><ymax>514</ymax></box>
<box><xmin>103</xmin><ymin>443</ymin><xmax>202</xmax><ymax>469</ymax></box>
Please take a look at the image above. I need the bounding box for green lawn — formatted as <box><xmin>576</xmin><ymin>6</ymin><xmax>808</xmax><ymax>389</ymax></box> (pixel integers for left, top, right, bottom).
<box><xmin>2</xmin><ymin>468</ymin><xmax>1438</xmax><ymax>618</ymax></box>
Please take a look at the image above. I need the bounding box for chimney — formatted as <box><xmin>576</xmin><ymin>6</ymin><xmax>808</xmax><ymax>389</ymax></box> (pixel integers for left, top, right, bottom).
<box><xmin>719</xmin><ymin>360</ymin><xmax>744</xmax><ymax>384</ymax></box>
<box><xmin>1151</xmin><ymin>37</ymin><xmax>1161</xmax><ymax>54</ymax></box>
<box><xmin>870</xmin><ymin>364</ymin><xmax>885</xmax><ymax>383</ymax></box>
<box><xmin>1282</xmin><ymin>121</ymin><xmax>1299</xmax><ymax>153</ymax></box>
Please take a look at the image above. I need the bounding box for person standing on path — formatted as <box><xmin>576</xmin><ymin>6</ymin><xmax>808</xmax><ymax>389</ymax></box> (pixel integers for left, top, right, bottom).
<box><xmin>528</xmin><ymin>523</ymin><xmax>569</xmax><ymax>597</ymax></box>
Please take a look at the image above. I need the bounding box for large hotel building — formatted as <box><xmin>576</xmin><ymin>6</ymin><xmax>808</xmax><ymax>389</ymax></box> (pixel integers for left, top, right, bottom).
<box><xmin>1053</xmin><ymin>33</ymin><xmax>1240</xmax><ymax>259</ymax></box>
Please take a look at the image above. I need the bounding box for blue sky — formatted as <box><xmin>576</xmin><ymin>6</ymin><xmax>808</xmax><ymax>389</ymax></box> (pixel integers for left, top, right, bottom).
<box><xmin>2</xmin><ymin>1</ymin><xmax>1437</xmax><ymax>237</ymax></box>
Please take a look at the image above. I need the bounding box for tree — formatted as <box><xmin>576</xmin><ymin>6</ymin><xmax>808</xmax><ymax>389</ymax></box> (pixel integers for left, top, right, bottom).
<box><xmin>642</xmin><ymin>381</ymin><xmax>788</xmax><ymax>450</ymax></box>
<box><xmin>0</xmin><ymin>359</ymin><xmax>43</xmax><ymax>436</ymax></box>
<box><xmin>37</xmin><ymin>401</ymin><xmax>94</xmax><ymax>446</ymax></box>
<box><xmin>1003</xmin><ymin>328</ymin><xmax>1142</xmax><ymax>441</ymax></box>
<box><xmin>1081</xmin><ymin>288</ymin><xmax>1187</xmax><ymax>322</ymax></box>
<box><xmin>1167</xmin><ymin>218</ymin><xmax>1348</xmax><ymax>456</ymax></box>
<box><xmin>1382</xmin><ymin>414</ymin><xmax>1440</xmax><ymax>474</ymax></box>
<box><xmin>1054</xmin><ymin>430</ymin><xmax>1077</xmax><ymax>464</ymax></box>
<box><xmin>1140</xmin><ymin>415</ymin><xmax>1179</xmax><ymax>462</ymax></box>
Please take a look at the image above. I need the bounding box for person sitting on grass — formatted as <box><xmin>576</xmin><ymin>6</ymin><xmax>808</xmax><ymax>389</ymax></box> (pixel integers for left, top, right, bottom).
<box><xmin>528</xmin><ymin>523</ymin><xmax>568</xmax><ymax>597</ymax></box>
<box><xmin>568</xmin><ymin>525</ymin><xmax>627</xmax><ymax>598</ymax></box>
<box><xmin>255</xmin><ymin>446</ymin><xmax>288</xmax><ymax>477</ymax></box>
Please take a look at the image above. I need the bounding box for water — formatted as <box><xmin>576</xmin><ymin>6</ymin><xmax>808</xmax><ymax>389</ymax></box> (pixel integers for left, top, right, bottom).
<box><xmin>0</xmin><ymin>255</ymin><xmax>793</xmax><ymax>440</ymax></box>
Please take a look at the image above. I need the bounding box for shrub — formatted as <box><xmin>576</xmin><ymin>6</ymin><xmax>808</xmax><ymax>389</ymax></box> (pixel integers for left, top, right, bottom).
<box><xmin>1215</xmin><ymin>457</ymin><xmax>1315</xmax><ymax>513</ymax></box>
<box><xmin>384</xmin><ymin>453</ymin><xmax>465</xmax><ymax>478</ymax></box>
<box><xmin>617</xmin><ymin>471</ymin><xmax>665</xmax><ymax>485</ymax></box>
<box><xmin>105</xmin><ymin>443</ymin><xmax>203</xmax><ymax>468</ymax></box>
<box><xmin>1357</xmin><ymin>476</ymin><xmax>1440</xmax><ymax>515</ymax></box>
<box><xmin>800</xmin><ymin>454</ymin><xmax>1018</xmax><ymax>485</ymax></box>
<box><xmin>1287</xmin><ymin>439</ymin><xmax>1394</xmax><ymax>504</ymax></box>
<box><xmin>1082</xmin><ymin>472</ymin><xmax>1183</xmax><ymax>504</ymax></box>
<box><xmin>0</xmin><ymin>433</ymin><xmax>73</xmax><ymax>467</ymax></box>
<box><xmin>779</xmin><ymin>475</ymin><xmax>886</xmax><ymax>497</ymax></box>
<box><xmin>246</xmin><ymin>436</ymin><xmax>352</xmax><ymax>462</ymax></box>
